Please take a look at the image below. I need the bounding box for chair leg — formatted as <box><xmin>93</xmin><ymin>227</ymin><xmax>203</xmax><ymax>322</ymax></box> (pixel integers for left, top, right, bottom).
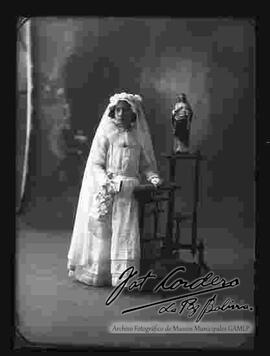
<box><xmin>175</xmin><ymin>220</ymin><xmax>181</xmax><ymax>244</ymax></box>
<box><xmin>197</xmin><ymin>239</ymin><xmax>209</xmax><ymax>275</ymax></box>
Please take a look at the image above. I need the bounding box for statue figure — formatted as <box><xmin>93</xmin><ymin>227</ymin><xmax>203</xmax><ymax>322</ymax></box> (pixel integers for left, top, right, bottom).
<box><xmin>171</xmin><ymin>93</ymin><xmax>193</xmax><ymax>153</ymax></box>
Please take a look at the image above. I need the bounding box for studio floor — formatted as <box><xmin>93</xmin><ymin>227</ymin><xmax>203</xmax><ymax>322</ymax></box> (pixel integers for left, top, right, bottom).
<box><xmin>15</xmin><ymin>217</ymin><xmax>255</xmax><ymax>350</ymax></box>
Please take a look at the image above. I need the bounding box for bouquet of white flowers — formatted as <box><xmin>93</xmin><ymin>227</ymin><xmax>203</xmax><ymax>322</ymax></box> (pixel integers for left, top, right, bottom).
<box><xmin>95</xmin><ymin>187</ymin><xmax>114</xmax><ymax>218</ymax></box>
<box><xmin>90</xmin><ymin>177</ymin><xmax>122</xmax><ymax>221</ymax></box>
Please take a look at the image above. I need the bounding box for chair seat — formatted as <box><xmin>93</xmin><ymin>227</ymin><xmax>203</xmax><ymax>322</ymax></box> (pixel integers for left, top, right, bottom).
<box><xmin>174</xmin><ymin>212</ymin><xmax>192</xmax><ymax>222</ymax></box>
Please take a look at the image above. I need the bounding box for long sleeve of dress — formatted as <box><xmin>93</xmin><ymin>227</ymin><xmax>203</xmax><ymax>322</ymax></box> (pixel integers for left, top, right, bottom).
<box><xmin>139</xmin><ymin>147</ymin><xmax>160</xmax><ymax>182</ymax></box>
<box><xmin>90</xmin><ymin>132</ymin><xmax>109</xmax><ymax>186</ymax></box>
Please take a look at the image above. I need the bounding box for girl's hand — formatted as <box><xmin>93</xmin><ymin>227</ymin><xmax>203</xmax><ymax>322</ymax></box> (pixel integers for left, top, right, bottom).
<box><xmin>150</xmin><ymin>176</ymin><xmax>162</xmax><ymax>187</ymax></box>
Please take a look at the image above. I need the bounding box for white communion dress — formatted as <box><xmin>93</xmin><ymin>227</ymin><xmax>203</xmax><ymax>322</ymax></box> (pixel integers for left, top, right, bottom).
<box><xmin>67</xmin><ymin>93</ymin><xmax>160</xmax><ymax>287</ymax></box>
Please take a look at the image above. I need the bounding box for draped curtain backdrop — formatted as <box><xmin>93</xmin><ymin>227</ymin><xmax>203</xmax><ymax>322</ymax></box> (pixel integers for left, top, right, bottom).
<box><xmin>16</xmin><ymin>18</ymin><xmax>33</xmax><ymax>212</ymax></box>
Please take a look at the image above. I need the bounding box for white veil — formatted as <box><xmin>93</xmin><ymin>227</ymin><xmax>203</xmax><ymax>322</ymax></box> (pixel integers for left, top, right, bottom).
<box><xmin>67</xmin><ymin>92</ymin><xmax>158</xmax><ymax>269</ymax></box>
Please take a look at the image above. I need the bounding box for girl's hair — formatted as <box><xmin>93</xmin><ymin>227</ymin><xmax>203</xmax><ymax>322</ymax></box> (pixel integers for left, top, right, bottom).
<box><xmin>108</xmin><ymin>105</ymin><xmax>137</xmax><ymax>122</ymax></box>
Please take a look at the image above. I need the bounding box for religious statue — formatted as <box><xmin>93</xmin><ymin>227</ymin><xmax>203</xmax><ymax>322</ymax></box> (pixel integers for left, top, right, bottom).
<box><xmin>171</xmin><ymin>93</ymin><xmax>193</xmax><ymax>153</ymax></box>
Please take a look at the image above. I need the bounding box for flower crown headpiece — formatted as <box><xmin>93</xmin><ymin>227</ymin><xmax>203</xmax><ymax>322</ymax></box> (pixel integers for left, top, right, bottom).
<box><xmin>109</xmin><ymin>92</ymin><xmax>142</xmax><ymax>108</ymax></box>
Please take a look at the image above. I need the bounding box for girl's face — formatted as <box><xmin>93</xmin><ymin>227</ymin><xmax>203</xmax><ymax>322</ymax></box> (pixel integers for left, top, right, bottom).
<box><xmin>114</xmin><ymin>100</ymin><xmax>134</xmax><ymax>129</ymax></box>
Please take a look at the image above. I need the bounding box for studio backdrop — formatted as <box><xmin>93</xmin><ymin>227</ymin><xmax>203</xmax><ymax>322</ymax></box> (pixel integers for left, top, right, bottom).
<box><xmin>16</xmin><ymin>17</ymin><xmax>255</xmax><ymax>241</ymax></box>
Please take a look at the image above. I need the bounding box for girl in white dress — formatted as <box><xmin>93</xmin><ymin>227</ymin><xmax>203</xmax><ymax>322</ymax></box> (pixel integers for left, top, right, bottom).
<box><xmin>67</xmin><ymin>92</ymin><xmax>161</xmax><ymax>287</ymax></box>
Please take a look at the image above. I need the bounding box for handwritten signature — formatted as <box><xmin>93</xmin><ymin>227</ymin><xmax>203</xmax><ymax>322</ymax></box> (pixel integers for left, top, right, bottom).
<box><xmin>105</xmin><ymin>266</ymin><xmax>253</xmax><ymax>321</ymax></box>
